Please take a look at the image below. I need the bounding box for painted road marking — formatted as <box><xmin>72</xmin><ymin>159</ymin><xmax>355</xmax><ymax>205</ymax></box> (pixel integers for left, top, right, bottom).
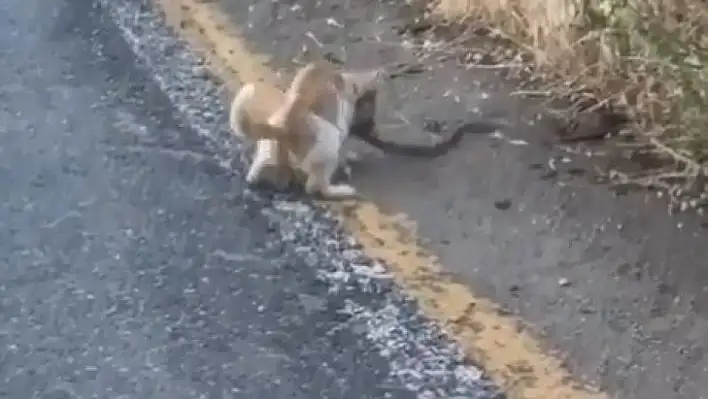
<box><xmin>148</xmin><ymin>0</ymin><xmax>608</xmax><ymax>397</ymax></box>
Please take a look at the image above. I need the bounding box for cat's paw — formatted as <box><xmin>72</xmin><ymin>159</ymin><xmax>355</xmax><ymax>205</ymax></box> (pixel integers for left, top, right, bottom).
<box><xmin>323</xmin><ymin>184</ymin><xmax>357</xmax><ymax>199</ymax></box>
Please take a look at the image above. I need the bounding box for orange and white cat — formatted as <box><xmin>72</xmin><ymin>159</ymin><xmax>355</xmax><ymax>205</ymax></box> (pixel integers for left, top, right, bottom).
<box><xmin>229</xmin><ymin>60</ymin><xmax>382</xmax><ymax>199</ymax></box>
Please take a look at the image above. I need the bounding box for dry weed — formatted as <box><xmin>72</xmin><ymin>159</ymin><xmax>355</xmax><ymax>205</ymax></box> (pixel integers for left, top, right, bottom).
<box><xmin>432</xmin><ymin>0</ymin><xmax>708</xmax><ymax>201</ymax></box>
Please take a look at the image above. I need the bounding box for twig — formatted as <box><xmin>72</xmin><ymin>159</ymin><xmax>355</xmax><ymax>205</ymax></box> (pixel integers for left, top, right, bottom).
<box><xmin>394</xmin><ymin>111</ymin><xmax>413</xmax><ymax>125</ymax></box>
<box><xmin>648</xmin><ymin>136</ymin><xmax>703</xmax><ymax>176</ymax></box>
<box><xmin>510</xmin><ymin>90</ymin><xmax>553</xmax><ymax>97</ymax></box>
<box><xmin>385</xmin><ymin>62</ymin><xmax>428</xmax><ymax>79</ymax></box>
<box><xmin>608</xmin><ymin>169</ymin><xmax>677</xmax><ymax>191</ymax></box>
<box><xmin>304</xmin><ymin>31</ymin><xmax>324</xmax><ymax>48</ymax></box>
<box><xmin>463</xmin><ymin>63</ymin><xmax>525</xmax><ymax>69</ymax></box>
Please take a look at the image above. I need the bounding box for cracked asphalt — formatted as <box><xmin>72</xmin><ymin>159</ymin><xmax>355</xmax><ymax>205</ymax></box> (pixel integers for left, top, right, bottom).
<box><xmin>0</xmin><ymin>0</ymin><xmax>502</xmax><ymax>398</ymax></box>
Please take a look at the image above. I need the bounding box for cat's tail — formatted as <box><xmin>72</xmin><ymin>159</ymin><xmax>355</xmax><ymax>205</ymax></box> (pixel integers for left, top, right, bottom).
<box><xmin>265</xmin><ymin>89</ymin><xmax>312</xmax><ymax>135</ymax></box>
<box><xmin>228</xmin><ymin>83</ymin><xmax>256</xmax><ymax>139</ymax></box>
<box><xmin>266</xmin><ymin>60</ymin><xmax>335</xmax><ymax>133</ymax></box>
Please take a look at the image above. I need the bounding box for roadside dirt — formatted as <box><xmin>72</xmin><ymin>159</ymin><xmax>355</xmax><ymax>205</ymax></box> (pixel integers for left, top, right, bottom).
<box><xmin>179</xmin><ymin>0</ymin><xmax>708</xmax><ymax>398</ymax></box>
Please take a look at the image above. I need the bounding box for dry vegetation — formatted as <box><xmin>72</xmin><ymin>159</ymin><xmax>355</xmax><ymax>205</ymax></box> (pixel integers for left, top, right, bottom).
<box><xmin>430</xmin><ymin>0</ymin><xmax>708</xmax><ymax>201</ymax></box>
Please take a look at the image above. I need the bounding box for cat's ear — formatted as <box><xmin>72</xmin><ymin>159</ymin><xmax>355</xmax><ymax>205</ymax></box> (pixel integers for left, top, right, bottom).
<box><xmin>355</xmin><ymin>69</ymin><xmax>383</xmax><ymax>94</ymax></box>
<box><xmin>331</xmin><ymin>72</ymin><xmax>345</xmax><ymax>91</ymax></box>
<box><xmin>341</xmin><ymin>69</ymin><xmax>383</xmax><ymax>96</ymax></box>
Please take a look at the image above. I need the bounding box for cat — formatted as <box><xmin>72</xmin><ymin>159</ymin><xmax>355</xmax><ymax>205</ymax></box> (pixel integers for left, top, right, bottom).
<box><xmin>229</xmin><ymin>60</ymin><xmax>382</xmax><ymax>199</ymax></box>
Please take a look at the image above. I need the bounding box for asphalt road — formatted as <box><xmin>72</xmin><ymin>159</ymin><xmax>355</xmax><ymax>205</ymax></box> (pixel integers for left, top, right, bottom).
<box><xmin>210</xmin><ymin>0</ymin><xmax>708</xmax><ymax>397</ymax></box>
<box><xmin>0</xmin><ymin>0</ymin><xmax>502</xmax><ymax>398</ymax></box>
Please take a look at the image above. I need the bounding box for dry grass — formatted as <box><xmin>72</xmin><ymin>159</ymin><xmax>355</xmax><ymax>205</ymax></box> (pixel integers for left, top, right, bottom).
<box><xmin>431</xmin><ymin>0</ymin><xmax>708</xmax><ymax>199</ymax></box>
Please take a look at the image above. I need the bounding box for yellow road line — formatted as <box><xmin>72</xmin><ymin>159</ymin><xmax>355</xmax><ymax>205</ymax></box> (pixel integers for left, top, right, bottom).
<box><xmin>153</xmin><ymin>1</ymin><xmax>609</xmax><ymax>398</ymax></box>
